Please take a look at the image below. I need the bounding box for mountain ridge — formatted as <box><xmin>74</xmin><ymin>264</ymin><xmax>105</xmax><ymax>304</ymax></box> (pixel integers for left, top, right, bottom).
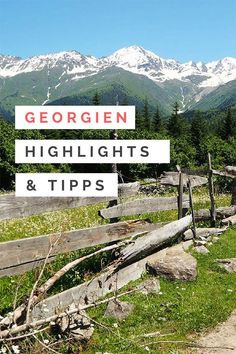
<box><xmin>1</xmin><ymin>45</ymin><xmax>236</xmax><ymax>88</ymax></box>
<box><xmin>0</xmin><ymin>45</ymin><xmax>236</xmax><ymax>119</ymax></box>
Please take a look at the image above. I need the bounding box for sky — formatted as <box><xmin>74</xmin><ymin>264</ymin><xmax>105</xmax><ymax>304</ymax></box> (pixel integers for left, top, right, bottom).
<box><xmin>0</xmin><ymin>0</ymin><xmax>235</xmax><ymax>63</ymax></box>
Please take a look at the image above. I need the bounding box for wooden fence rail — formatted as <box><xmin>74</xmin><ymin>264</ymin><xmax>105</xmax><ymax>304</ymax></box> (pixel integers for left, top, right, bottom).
<box><xmin>99</xmin><ymin>195</ymin><xmax>190</xmax><ymax>219</ymax></box>
<box><xmin>1</xmin><ymin>161</ymin><xmax>236</xmax><ymax>279</ymax></box>
<box><xmin>0</xmin><ymin>182</ymin><xmax>140</xmax><ymax>221</ymax></box>
<box><xmin>0</xmin><ymin>219</ymin><xmax>162</xmax><ymax>278</ymax></box>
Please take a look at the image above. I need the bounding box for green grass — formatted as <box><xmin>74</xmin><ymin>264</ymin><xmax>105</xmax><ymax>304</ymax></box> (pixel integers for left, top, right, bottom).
<box><xmin>0</xmin><ymin>187</ymin><xmax>235</xmax><ymax>353</ymax></box>
<box><xmin>85</xmin><ymin>227</ymin><xmax>236</xmax><ymax>354</ymax></box>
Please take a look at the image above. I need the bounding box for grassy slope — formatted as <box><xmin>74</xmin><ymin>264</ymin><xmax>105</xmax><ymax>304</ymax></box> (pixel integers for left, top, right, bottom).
<box><xmin>0</xmin><ymin>188</ymin><xmax>235</xmax><ymax>354</ymax></box>
<box><xmin>86</xmin><ymin>227</ymin><xmax>236</xmax><ymax>354</ymax></box>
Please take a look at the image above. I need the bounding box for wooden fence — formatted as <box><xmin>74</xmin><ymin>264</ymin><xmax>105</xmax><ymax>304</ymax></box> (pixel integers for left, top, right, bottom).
<box><xmin>0</xmin><ymin>156</ymin><xmax>236</xmax><ymax>278</ymax></box>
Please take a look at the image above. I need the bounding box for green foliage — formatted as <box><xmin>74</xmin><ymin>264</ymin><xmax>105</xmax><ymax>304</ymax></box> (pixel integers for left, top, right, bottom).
<box><xmin>190</xmin><ymin>111</ymin><xmax>209</xmax><ymax>164</ymax></box>
<box><xmin>152</xmin><ymin>104</ymin><xmax>162</xmax><ymax>132</ymax></box>
<box><xmin>221</xmin><ymin>108</ymin><xmax>236</xmax><ymax>140</ymax></box>
<box><xmin>1</xmin><ymin>97</ymin><xmax>236</xmax><ymax>189</ymax></box>
<box><xmin>0</xmin><ymin>118</ymin><xmax>65</xmax><ymax>189</ymax></box>
<box><xmin>167</xmin><ymin>102</ymin><xmax>187</xmax><ymax>137</ymax></box>
<box><xmin>92</xmin><ymin>91</ymin><xmax>100</xmax><ymax>105</ymax></box>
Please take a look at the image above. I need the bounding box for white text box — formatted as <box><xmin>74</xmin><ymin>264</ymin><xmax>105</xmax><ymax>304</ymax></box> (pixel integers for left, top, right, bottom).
<box><xmin>15</xmin><ymin>106</ymin><xmax>135</xmax><ymax>129</ymax></box>
<box><xmin>15</xmin><ymin>173</ymin><xmax>118</xmax><ymax>197</ymax></box>
<box><xmin>15</xmin><ymin>140</ymin><xmax>170</xmax><ymax>164</ymax></box>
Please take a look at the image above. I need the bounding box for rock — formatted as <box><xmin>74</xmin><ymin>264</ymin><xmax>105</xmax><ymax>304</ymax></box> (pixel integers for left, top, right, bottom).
<box><xmin>217</xmin><ymin>258</ymin><xmax>236</xmax><ymax>273</ymax></box>
<box><xmin>184</xmin><ymin>228</ymin><xmax>225</xmax><ymax>241</ymax></box>
<box><xmin>194</xmin><ymin>240</ymin><xmax>207</xmax><ymax>246</ymax></box>
<box><xmin>137</xmin><ymin>278</ymin><xmax>161</xmax><ymax>295</ymax></box>
<box><xmin>70</xmin><ymin>310</ymin><xmax>94</xmax><ymax>340</ymax></box>
<box><xmin>183</xmin><ymin>229</ymin><xmax>194</xmax><ymax>241</ymax></box>
<box><xmin>105</xmin><ymin>299</ymin><xmax>134</xmax><ymax>320</ymax></box>
<box><xmin>182</xmin><ymin>240</ymin><xmax>194</xmax><ymax>251</ymax></box>
<box><xmin>146</xmin><ymin>243</ymin><xmax>197</xmax><ymax>281</ymax></box>
<box><xmin>57</xmin><ymin>305</ymin><xmax>94</xmax><ymax>340</ymax></box>
<box><xmin>194</xmin><ymin>245</ymin><xmax>209</xmax><ymax>255</ymax></box>
<box><xmin>212</xmin><ymin>236</ymin><xmax>219</xmax><ymax>243</ymax></box>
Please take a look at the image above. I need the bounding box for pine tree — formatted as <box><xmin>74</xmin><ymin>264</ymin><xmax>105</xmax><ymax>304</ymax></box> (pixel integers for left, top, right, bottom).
<box><xmin>136</xmin><ymin>107</ymin><xmax>143</xmax><ymax>129</ymax></box>
<box><xmin>191</xmin><ymin>111</ymin><xmax>207</xmax><ymax>147</ymax></box>
<box><xmin>92</xmin><ymin>91</ymin><xmax>100</xmax><ymax>105</ymax></box>
<box><xmin>191</xmin><ymin>111</ymin><xmax>208</xmax><ymax>164</ymax></box>
<box><xmin>167</xmin><ymin>102</ymin><xmax>184</xmax><ymax>137</ymax></box>
<box><xmin>142</xmin><ymin>98</ymin><xmax>150</xmax><ymax>130</ymax></box>
<box><xmin>152</xmin><ymin>105</ymin><xmax>162</xmax><ymax>132</ymax></box>
<box><xmin>222</xmin><ymin>108</ymin><xmax>236</xmax><ymax>139</ymax></box>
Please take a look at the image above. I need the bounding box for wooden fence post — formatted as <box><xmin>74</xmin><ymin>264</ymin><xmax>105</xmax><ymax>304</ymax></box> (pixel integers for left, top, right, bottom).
<box><xmin>178</xmin><ymin>171</ymin><xmax>183</xmax><ymax>219</ymax></box>
<box><xmin>208</xmin><ymin>153</ymin><xmax>216</xmax><ymax>226</ymax></box>
<box><xmin>187</xmin><ymin>179</ymin><xmax>196</xmax><ymax>239</ymax></box>
<box><xmin>108</xmin><ymin>96</ymin><xmax>119</xmax><ymax>223</ymax></box>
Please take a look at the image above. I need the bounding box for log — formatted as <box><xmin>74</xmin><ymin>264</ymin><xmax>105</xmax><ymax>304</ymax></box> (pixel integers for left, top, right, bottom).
<box><xmin>0</xmin><ymin>289</ymin><xmax>137</xmax><ymax>339</ymax></box>
<box><xmin>0</xmin><ymin>219</ymin><xmax>158</xmax><ymax>278</ymax></box>
<box><xmin>31</xmin><ymin>256</ymin><xmax>149</xmax><ymax>321</ymax></box>
<box><xmin>195</xmin><ymin>206</ymin><xmax>236</xmax><ymax>221</ymax></box>
<box><xmin>221</xmin><ymin>214</ymin><xmax>236</xmax><ymax>226</ymax></box>
<box><xmin>212</xmin><ymin>169</ymin><xmax>236</xmax><ymax>179</ymax></box>
<box><xmin>0</xmin><ymin>182</ymin><xmax>140</xmax><ymax>221</ymax></box>
<box><xmin>225</xmin><ymin>166</ymin><xmax>236</xmax><ymax>176</ymax></box>
<box><xmin>159</xmin><ymin>172</ymin><xmax>207</xmax><ymax>188</ymax></box>
<box><xmin>119</xmin><ymin>215</ymin><xmax>192</xmax><ymax>267</ymax></box>
<box><xmin>181</xmin><ymin>168</ymin><xmax>207</xmax><ymax>176</ymax></box>
<box><xmin>99</xmin><ymin>195</ymin><xmax>189</xmax><ymax>219</ymax></box>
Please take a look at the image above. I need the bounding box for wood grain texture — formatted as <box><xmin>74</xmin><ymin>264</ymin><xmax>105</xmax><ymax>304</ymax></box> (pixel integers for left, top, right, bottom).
<box><xmin>119</xmin><ymin>214</ymin><xmax>192</xmax><ymax>267</ymax></box>
<box><xmin>0</xmin><ymin>182</ymin><xmax>140</xmax><ymax>221</ymax></box>
<box><xmin>31</xmin><ymin>218</ymin><xmax>192</xmax><ymax>321</ymax></box>
<box><xmin>31</xmin><ymin>258</ymin><xmax>148</xmax><ymax>320</ymax></box>
<box><xmin>0</xmin><ymin>219</ymin><xmax>159</xmax><ymax>278</ymax></box>
<box><xmin>99</xmin><ymin>195</ymin><xmax>190</xmax><ymax>219</ymax></box>
<box><xmin>160</xmin><ymin>172</ymin><xmax>207</xmax><ymax>188</ymax></box>
<box><xmin>195</xmin><ymin>206</ymin><xmax>236</xmax><ymax>221</ymax></box>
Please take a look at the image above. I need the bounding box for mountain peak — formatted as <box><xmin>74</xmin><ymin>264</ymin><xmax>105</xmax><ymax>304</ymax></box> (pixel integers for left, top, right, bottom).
<box><xmin>0</xmin><ymin>46</ymin><xmax>236</xmax><ymax>90</ymax></box>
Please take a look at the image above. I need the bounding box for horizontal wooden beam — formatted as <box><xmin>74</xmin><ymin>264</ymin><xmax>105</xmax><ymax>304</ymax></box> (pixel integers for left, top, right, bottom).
<box><xmin>0</xmin><ymin>219</ymin><xmax>160</xmax><ymax>278</ymax></box>
<box><xmin>225</xmin><ymin>166</ymin><xmax>236</xmax><ymax>176</ymax></box>
<box><xmin>99</xmin><ymin>195</ymin><xmax>189</xmax><ymax>219</ymax></box>
<box><xmin>0</xmin><ymin>182</ymin><xmax>140</xmax><ymax>221</ymax></box>
<box><xmin>195</xmin><ymin>206</ymin><xmax>236</xmax><ymax>221</ymax></box>
<box><xmin>212</xmin><ymin>169</ymin><xmax>236</xmax><ymax>179</ymax></box>
<box><xmin>159</xmin><ymin>172</ymin><xmax>207</xmax><ymax>187</ymax></box>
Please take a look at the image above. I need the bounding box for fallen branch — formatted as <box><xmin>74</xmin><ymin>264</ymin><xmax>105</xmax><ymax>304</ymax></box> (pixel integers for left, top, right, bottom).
<box><xmin>0</xmin><ymin>289</ymin><xmax>136</xmax><ymax>340</ymax></box>
<box><xmin>26</xmin><ymin>233</ymin><xmax>63</xmax><ymax>323</ymax></box>
<box><xmin>0</xmin><ymin>239</ymin><xmax>131</xmax><ymax>329</ymax></box>
<box><xmin>138</xmin><ymin>331</ymin><xmax>175</xmax><ymax>338</ymax></box>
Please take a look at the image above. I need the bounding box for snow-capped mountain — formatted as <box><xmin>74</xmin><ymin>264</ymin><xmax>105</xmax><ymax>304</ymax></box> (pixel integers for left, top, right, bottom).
<box><xmin>0</xmin><ymin>45</ymin><xmax>236</xmax><ymax>119</ymax></box>
<box><xmin>1</xmin><ymin>45</ymin><xmax>236</xmax><ymax>87</ymax></box>
<box><xmin>0</xmin><ymin>51</ymin><xmax>105</xmax><ymax>78</ymax></box>
<box><xmin>107</xmin><ymin>46</ymin><xmax>236</xmax><ymax>88</ymax></box>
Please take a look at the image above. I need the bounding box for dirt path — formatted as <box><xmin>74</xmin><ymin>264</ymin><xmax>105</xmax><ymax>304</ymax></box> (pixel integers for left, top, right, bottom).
<box><xmin>195</xmin><ymin>310</ymin><xmax>236</xmax><ymax>353</ymax></box>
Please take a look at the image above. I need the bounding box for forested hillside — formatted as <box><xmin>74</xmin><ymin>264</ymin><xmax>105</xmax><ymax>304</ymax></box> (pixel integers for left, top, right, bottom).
<box><xmin>0</xmin><ymin>96</ymin><xmax>236</xmax><ymax>190</ymax></box>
